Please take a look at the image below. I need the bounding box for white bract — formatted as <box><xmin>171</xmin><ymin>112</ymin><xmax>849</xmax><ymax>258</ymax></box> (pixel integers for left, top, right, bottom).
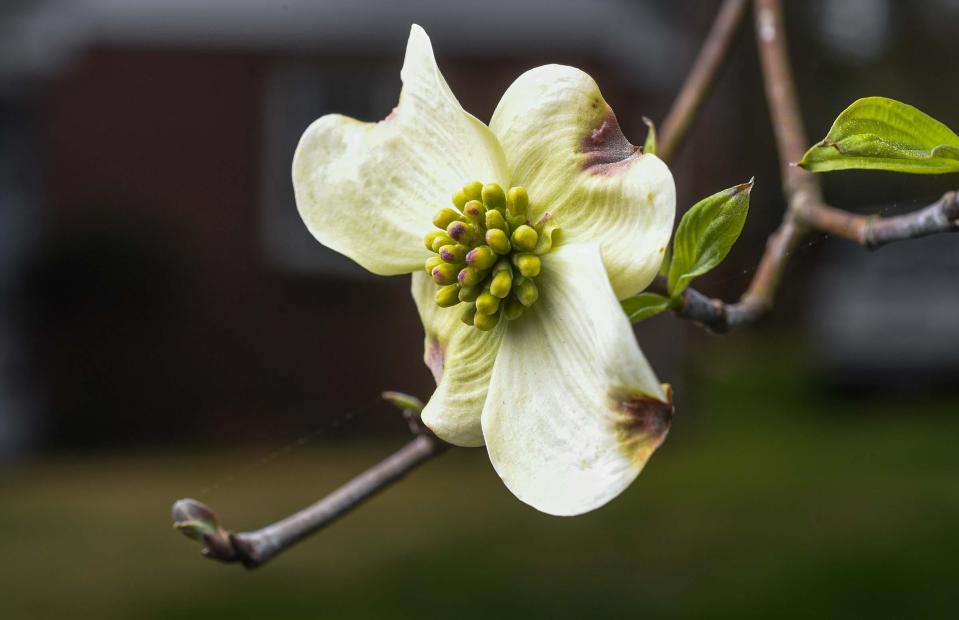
<box><xmin>293</xmin><ymin>25</ymin><xmax>676</xmax><ymax>516</ymax></box>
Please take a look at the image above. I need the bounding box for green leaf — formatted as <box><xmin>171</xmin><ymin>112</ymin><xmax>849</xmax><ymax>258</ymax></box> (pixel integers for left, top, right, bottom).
<box><xmin>799</xmin><ymin>97</ymin><xmax>959</xmax><ymax>174</ymax></box>
<box><xmin>381</xmin><ymin>391</ymin><xmax>424</xmax><ymax>413</ymax></box>
<box><xmin>621</xmin><ymin>292</ymin><xmax>671</xmax><ymax>323</ymax></box>
<box><xmin>658</xmin><ymin>242</ymin><xmax>672</xmax><ymax>278</ymax></box>
<box><xmin>642</xmin><ymin>116</ymin><xmax>657</xmax><ymax>156</ymax></box>
<box><xmin>667</xmin><ymin>180</ymin><xmax>752</xmax><ymax>298</ymax></box>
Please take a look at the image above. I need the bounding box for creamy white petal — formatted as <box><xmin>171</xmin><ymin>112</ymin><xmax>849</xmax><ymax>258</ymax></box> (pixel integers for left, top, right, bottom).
<box><xmin>481</xmin><ymin>244</ymin><xmax>672</xmax><ymax>516</ymax></box>
<box><xmin>490</xmin><ymin>65</ymin><xmax>675</xmax><ymax>298</ymax></box>
<box><xmin>293</xmin><ymin>25</ymin><xmax>509</xmax><ymax>275</ymax></box>
<box><xmin>411</xmin><ymin>272</ymin><xmax>505</xmax><ymax>447</ymax></box>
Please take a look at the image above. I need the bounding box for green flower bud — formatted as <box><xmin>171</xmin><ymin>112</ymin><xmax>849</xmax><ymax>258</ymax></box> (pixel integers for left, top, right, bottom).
<box><xmin>473</xmin><ymin>308</ymin><xmax>500</xmax><ymax>331</ymax></box>
<box><xmin>432</xmin><ymin>262</ymin><xmax>458</xmax><ymax>285</ymax></box>
<box><xmin>431</xmin><ymin>233</ymin><xmax>453</xmax><ymax>253</ymax></box>
<box><xmin>482</xmin><ymin>183</ymin><xmax>506</xmax><ymax>211</ymax></box>
<box><xmin>452</xmin><ymin>189</ymin><xmax>469</xmax><ymax>210</ymax></box>
<box><xmin>435</xmin><ymin>284</ymin><xmax>461</xmax><ymax>307</ymax></box>
<box><xmin>458</xmin><ymin>285</ymin><xmax>481</xmax><ymax>302</ymax></box>
<box><xmin>433</xmin><ymin>207</ymin><xmax>463</xmax><ymax>229</ymax></box>
<box><xmin>461</xmin><ymin>303</ymin><xmax>477</xmax><ymax>326</ymax></box>
<box><xmin>458</xmin><ymin>266</ymin><xmax>484</xmax><ymax>288</ymax></box>
<box><xmin>489</xmin><ymin>269</ymin><xmax>512</xmax><ymax>298</ymax></box>
<box><xmin>513</xmin><ymin>253</ymin><xmax>541</xmax><ymax>278</ymax></box>
<box><xmin>446</xmin><ymin>221</ymin><xmax>477</xmax><ymax>246</ymax></box>
<box><xmin>463</xmin><ymin>181</ymin><xmax>484</xmax><ymax>202</ymax></box>
<box><xmin>485</xmin><ymin>209</ymin><xmax>507</xmax><ymax>231</ymax></box>
<box><xmin>424</xmin><ymin>230</ymin><xmax>446</xmax><ymax>251</ymax></box>
<box><xmin>485</xmin><ymin>228</ymin><xmax>510</xmax><ymax>255</ymax></box>
<box><xmin>511</xmin><ymin>224</ymin><xmax>538</xmax><ymax>252</ymax></box>
<box><xmin>476</xmin><ymin>291</ymin><xmax>501</xmax><ymax>315</ymax></box>
<box><xmin>439</xmin><ymin>243</ymin><xmax>467</xmax><ymax>264</ymax></box>
<box><xmin>507</xmin><ymin>186</ymin><xmax>529</xmax><ymax>217</ymax></box>
<box><xmin>463</xmin><ymin>199</ymin><xmax>486</xmax><ymax>220</ymax></box>
<box><xmin>427</xmin><ymin>181</ymin><xmax>558</xmax><ymax>320</ymax></box>
<box><xmin>466</xmin><ymin>245</ymin><xmax>497</xmax><ymax>270</ymax></box>
<box><xmin>515</xmin><ymin>278</ymin><xmax>539</xmax><ymax>307</ymax></box>
<box><xmin>503</xmin><ymin>298</ymin><xmax>525</xmax><ymax>320</ymax></box>
<box><xmin>507</xmin><ymin>214</ymin><xmax>527</xmax><ymax>230</ymax></box>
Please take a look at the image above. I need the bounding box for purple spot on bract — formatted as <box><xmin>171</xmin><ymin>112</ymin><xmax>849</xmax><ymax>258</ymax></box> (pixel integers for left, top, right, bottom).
<box><xmin>383</xmin><ymin>107</ymin><xmax>399</xmax><ymax>122</ymax></box>
<box><xmin>424</xmin><ymin>336</ymin><xmax>445</xmax><ymax>384</ymax></box>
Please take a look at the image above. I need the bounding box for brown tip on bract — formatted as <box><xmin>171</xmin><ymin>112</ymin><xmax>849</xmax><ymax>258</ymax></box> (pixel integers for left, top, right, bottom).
<box><xmin>661</xmin><ymin>383</ymin><xmax>674</xmax><ymax>405</ymax></box>
<box><xmin>581</xmin><ymin>108</ymin><xmax>639</xmax><ymax>175</ymax></box>
<box><xmin>609</xmin><ymin>388</ymin><xmax>674</xmax><ymax>464</ymax></box>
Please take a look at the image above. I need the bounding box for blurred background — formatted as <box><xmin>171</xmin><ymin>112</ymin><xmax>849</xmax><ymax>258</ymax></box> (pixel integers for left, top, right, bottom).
<box><xmin>1</xmin><ymin>0</ymin><xmax>958</xmax><ymax>617</ymax></box>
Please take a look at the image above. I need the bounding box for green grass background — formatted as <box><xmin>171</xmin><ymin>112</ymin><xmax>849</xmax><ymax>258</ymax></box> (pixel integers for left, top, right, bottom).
<box><xmin>3</xmin><ymin>338</ymin><xmax>958</xmax><ymax>619</ymax></box>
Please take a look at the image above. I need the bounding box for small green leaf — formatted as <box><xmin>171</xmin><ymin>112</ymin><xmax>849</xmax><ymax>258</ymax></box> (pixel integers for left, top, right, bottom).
<box><xmin>668</xmin><ymin>180</ymin><xmax>752</xmax><ymax>298</ymax></box>
<box><xmin>621</xmin><ymin>292</ymin><xmax>671</xmax><ymax>323</ymax></box>
<box><xmin>659</xmin><ymin>243</ymin><xmax>672</xmax><ymax>278</ymax></box>
<box><xmin>381</xmin><ymin>391</ymin><xmax>424</xmax><ymax>413</ymax></box>
<box><xmin>799</xmin><ymin>97</ymin><xmax>959</xmax><ymax>174</ymax></box>
<box><xmin>642</xmin><ymin>116</ymin><xmax>657</xmax><ymax>156</ymax></box>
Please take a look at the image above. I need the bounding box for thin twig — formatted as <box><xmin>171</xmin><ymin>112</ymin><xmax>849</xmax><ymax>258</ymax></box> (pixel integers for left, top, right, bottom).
<box><xmin>173</xmin><ymin>398</ymin><xmax>447</xmax><ymax>569</ymax></box>
<box><xmin>672</xmin><ymin>0</ymin><xmax>959</xmax><ymax>333</ymax></box>
<box><xmin>658</xmin><ymin>0</ymin><xmax>750</xmax><ymax>163</ymax></box>
<box><xmin>797</xmin><ymin>191</ymin><xmax>959</xmax><ymax>249</ymax></box>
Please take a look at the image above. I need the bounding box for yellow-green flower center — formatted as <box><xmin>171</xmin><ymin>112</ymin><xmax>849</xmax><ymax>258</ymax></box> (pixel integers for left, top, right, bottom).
<box><xmin>423</xmin><ymin>181</ymin><xmax>560</xmax><ymax>331</ymax></box>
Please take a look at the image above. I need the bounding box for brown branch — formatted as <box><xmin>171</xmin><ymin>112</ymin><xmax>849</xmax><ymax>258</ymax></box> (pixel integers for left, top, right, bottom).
<box><xmin>671</xmin><ymin>190</ymin><xmax>959</xmax><ymax>332</ymax></box>
<box><xmin>658</xmin><ymin>0</ymin><xmax>750</xmax><ymax>163</ymax></box>
<box><xmin>671</xmin><ymin>0</ymin><xmax>959</xmax><ymax>333</ymax></box>
<box><xmin>796</xmin><ymin>191</ymin><xmax>959</xmax><ymax>249</ymax></box>
<box><xmin>173</xmin><ymin>398</ymin><xmax>447</xmax><ymax>569</ymax></box>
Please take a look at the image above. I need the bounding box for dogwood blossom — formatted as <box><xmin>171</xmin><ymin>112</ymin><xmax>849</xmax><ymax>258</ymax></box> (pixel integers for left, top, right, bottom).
<box><xmin>293</xmin><ymin>25</ymin><xmax>675</xmax><ymax>515</ymax></box>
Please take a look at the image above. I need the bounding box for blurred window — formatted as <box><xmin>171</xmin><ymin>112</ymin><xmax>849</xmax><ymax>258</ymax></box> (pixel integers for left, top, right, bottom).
<box><xmin>260</xmin><ymin>60</ymin><xmax>394</xmax><ymax>277</ymax></box>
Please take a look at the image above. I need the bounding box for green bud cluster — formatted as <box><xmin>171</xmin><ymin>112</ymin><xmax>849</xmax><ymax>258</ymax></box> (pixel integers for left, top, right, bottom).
<box><xmin>422</xmin><ymin>181</ymin><xmax>556</xmax><ymax>330</ymax></box>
